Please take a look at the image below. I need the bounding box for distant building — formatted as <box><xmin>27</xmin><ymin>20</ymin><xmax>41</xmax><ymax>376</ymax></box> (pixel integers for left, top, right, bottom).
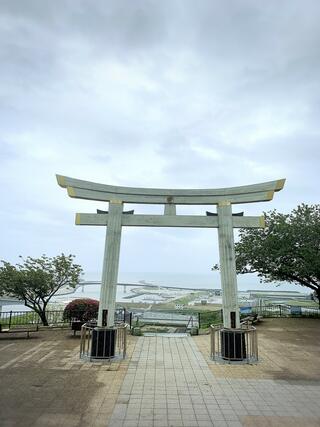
<box><xmin>175</xmin><ymin>304</ymin><xmax>185</xmax><ymax>310</ymax></box>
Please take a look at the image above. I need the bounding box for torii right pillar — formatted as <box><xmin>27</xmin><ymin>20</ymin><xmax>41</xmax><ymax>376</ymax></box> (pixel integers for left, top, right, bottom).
<box><xmin>217</xmin><ymin>201</ymin><xmax>241</xmax><ymax>329</ymax></box>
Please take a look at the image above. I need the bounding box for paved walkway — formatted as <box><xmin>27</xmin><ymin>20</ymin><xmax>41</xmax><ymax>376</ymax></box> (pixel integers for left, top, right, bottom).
<box><xmin>195</xmin><ymin>318</ymin><xmax>320</xmax><ymax>382</ymax></box>
<box><xmin>1</xmin><ymin>320</ymin><xmax>319</xmax><ymax>426</ymax></box>
<box><xmin>109</xmin><ymin>336</ymin><xmax>320</xmax><ymax>427</ymax></box>
<box><xmin>0</xmin><ymin>330</ymin><xmax>136</xmax><ymax>427</ymax></box>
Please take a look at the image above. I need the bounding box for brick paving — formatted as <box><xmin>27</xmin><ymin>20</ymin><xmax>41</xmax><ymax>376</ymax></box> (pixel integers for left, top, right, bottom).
<box><xmin>0</xmin><ymin>319</ymin><xmax>319</xmax><ymax>426</ymax></box>
<box><xmin>109</xmin><ymin>331</ymin><xmax>320</xmax><ymax>427</ymax></box>
<box><xmin>195</xmin><ymin>318</ymin><xmax>320</xmax><ymax>381</ymax></box>
<box><xmin>0</xmin><ymin>329</ymin><xmax>136</xmax><ymax>427</ymax></box>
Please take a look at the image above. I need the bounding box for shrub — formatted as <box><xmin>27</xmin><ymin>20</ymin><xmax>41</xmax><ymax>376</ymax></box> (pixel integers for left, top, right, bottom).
<box><xmin>199</xmin><ymin>310</ymin><xmax>223</xmax><ymax>329</ymax></box>
<box><xmin>63</xmin><ymin>298</ymin><xmax>99</xmax><ymax>322</ymax></box>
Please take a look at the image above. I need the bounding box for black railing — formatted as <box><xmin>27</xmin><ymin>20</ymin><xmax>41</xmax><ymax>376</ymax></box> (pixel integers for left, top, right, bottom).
<box><xmin>0</xmin><ymin>308</ymin><xmax>132</xmax><ymax>329</ymax></box>
<box><xmin>1</xmin><ymin>304</ymin><xmax>317</xmax><ymax>331</ymax></box>
<box><xmin>0</xmin><ymin>310</ymin><xmax>66</xmax><ymax>328</ymax></box>
<box><xmin>120</xmin><ymin>309</ymin><xmax>132</xmax><ymax>327</ymax></box>
<box><xmin>249</xmin><ymin>304</ymin><xmax>320</xmax><ymax>318</ymax></box>
<box><xmin>199</xmin><ymin>304</ymin><xmax>319</xmax><ymax>329</ymax></box>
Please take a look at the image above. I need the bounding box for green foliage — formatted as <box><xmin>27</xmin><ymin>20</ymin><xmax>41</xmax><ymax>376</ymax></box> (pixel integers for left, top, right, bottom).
<box><xmin>0</xmin><ymin>254</ymin><xmax>83</xmax><ymax>325</ymax></box>
<box><xmin>199</xmin><ymin>310</ymin><xmax>222</xmax><ymax>329</ymax></box>
<box><xmin>63</xmin><ymin>298</ymin><xmax>99</xmax><ymax>322</ymax></box>
<box><xmin>132</xmin><ymin>327</ymin><xmax>143</xmax><ymax>336</ymax></box>
<box><xmin>235</xmin><ymin>204</ymin><xmax>320</xmax><ymax>303</ymax></box>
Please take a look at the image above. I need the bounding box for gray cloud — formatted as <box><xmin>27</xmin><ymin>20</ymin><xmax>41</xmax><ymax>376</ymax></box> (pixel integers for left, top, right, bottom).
<box><xmin>0</xmin><ymin>0</ymin><xmax>319</xmax><ymax>287</ymax></box>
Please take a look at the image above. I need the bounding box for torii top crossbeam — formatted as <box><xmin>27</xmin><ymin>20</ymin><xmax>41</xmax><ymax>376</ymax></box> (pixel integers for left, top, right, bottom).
<box><xmin>57</xmin><ymin>175</ymin><xmax>285</xmax><ymax>205</ymax></box>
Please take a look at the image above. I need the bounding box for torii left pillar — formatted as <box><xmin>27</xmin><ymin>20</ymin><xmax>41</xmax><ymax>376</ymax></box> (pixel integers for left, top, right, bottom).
<box><xmin>98</xmin><ymin>200</ymin><xmax>123</xmax><ymax>327</ymax></box>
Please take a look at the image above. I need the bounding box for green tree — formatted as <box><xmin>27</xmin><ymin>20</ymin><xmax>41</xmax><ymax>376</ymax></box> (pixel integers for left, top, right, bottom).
<box><xmin>235</xmin><ymin>204</ymin><xmax>320</xmax><ymax>306</ymax></box>
<box><xmin>0</xmin><ymin>254</ymin><xmax>83</xmax><ymax>325</ymax></box>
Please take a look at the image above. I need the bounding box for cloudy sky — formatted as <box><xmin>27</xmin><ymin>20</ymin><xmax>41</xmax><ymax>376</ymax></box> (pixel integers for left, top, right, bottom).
<box><xmin>0</xmin><ymin>1</ymin><xmax>319</xmax><ymax>288</ymax></box>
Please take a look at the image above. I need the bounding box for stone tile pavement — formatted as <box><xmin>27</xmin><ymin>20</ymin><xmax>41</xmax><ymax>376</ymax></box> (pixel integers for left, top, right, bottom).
<box><xmin>1</xmin><ymin>319</ymin><xmax>319</xmax><ymax>426</ymax></box>
<box><xmin>195</xmin><ymin>318</ymin><xmax>320</xmax><ymax>382</ymax></box>
<box><xmin>0</xmin><ymin>329</ymin><xmax>136</xmax><ymax>427</ymax></box>
<box><xmin>108</xmin><ymin>334</ymin><xmax>320</xmax><ymax>427</ymax></box>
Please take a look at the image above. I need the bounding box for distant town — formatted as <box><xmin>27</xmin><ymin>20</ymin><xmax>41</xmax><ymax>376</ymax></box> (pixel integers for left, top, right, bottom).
<box><xmin>0</xmin><ymin>280</ymin><xmax>316</xmax><ymax>313</ymax></box>
<box><xmin>115</xmin><ymin>283</ymin><xmax>315</xmax><ymax>311</ymax></box>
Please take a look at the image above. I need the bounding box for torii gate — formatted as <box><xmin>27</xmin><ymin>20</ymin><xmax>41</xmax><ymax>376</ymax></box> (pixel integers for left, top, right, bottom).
<box><xmin>57</xmin><ymin>175</ymin><xmax>285</xmax><ymax>329</ymax></box>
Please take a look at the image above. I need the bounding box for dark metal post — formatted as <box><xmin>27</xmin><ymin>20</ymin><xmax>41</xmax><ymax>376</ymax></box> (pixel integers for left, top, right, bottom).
<box><xmin>198</xmin><ymin>312</ymin><xmax>201</xmax><ymax>329</ymax></box>
<box><xmin>230</xmin><ymin>311</ymin><xmax>236</xmax><ymax>328</ymax></box>
<box><xmin>9</xmin><ymin>311</ymin><xmax>12</xmax><ymax>329</ymax></box>
<box><xmin>102</xmin><ymin>309</ymin><xmax>108</xmax><ymax>327</ymax></box>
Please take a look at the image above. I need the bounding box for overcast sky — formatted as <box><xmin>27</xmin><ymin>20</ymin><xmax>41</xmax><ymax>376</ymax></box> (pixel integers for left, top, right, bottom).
<box><xmin>0</xmin><ymin>1</ymin><xmax>319</xmax><ymax>288</ymax></box>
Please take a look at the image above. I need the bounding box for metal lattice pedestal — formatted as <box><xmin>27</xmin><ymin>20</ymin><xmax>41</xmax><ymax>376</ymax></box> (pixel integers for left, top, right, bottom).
<box><xmin>80</xmin><ymin>323</ymin><xmax>128</xmax><ymax>362</ymax></box>
<box><xmin>221</xmin><ymin>329</ymin><xmax>247</xmax><ymax>361</ymax></box>
<box><xmin>91</xmin><ymin>327</ymin><xmax>116</xmax><ymax>358</ymax></box>
<box><xmin>210</xmin><ymin>324</ymin><xmax>258</xmax><ymax>364</ymax></box>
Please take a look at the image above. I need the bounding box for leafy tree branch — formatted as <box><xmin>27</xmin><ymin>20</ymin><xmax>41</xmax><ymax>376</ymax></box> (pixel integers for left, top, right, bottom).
<box><xmin>234</xmin><ymin>204</ymin><xmax>320</xmax><ymax>306</ymax></box>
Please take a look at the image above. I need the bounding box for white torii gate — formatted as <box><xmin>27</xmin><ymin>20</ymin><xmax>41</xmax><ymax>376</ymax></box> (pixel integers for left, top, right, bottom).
<box><xmin>57</xmin><ymin>175</ymin><xmax>285</xmax><ymax>329</ymax></box>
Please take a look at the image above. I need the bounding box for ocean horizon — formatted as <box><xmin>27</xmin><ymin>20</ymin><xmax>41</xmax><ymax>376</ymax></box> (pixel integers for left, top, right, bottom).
<box><xmin>84</xmin><ymin>271</ymin><xmax>308</xmax><ymax>293</ymax></box>
<box><xmin>2</xmin><ymin>271</ymin><xmax>310</xmax><ymax>312</ymax></box>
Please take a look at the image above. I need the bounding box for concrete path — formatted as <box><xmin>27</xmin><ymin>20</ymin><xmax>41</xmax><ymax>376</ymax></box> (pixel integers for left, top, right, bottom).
<box><xmin>0</xmin><ymin>330</ymin><xmax>135</xmax><ymax>427</ymax></box>
<box><xmin>109</xmin><ymin>336</ymin><xmax>320</xmax><ymax>427</ymax></box>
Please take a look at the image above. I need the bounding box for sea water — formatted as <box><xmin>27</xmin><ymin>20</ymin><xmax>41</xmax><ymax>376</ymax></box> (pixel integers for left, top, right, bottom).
<box><xmin>2</xmin><ymin>271</ymin><xmax>307</xmax><ymax>311</ymax></box>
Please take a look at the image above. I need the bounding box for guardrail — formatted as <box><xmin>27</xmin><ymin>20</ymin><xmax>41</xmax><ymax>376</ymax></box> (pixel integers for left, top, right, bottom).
<box><xmin>186</xmin><ymin>315</ymin><xmax>195</xmax><ymax>329</ymax></box>
<box><xmin>0</xmin><ymin>310</ymin><xmax>65</xmax><ymax>328</ymax></box>
<box><xmin>1</xmin><ymin>304</ymin><xmax>317</xmax><ymax>331</ymax></box>
<box><xmin>80</xmin><ymin>322</ymin><xmax>128</xmax><ymax>361</ymax></box>
<box><xmin>250</xmin><ymin>304</ymin><xmax>320</xmax><ymax>318</ymax></box>
<box><xmin>0</xmin><ymin>308</ymin><xmax>132</xmax><ymax>328</ymax></box>
<box><xmin>210</xmin><ymin>324</ymin><xmax>258</xmax><ymax>364</ymax></box>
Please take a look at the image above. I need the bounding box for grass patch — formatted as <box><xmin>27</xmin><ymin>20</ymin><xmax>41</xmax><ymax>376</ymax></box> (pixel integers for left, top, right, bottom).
<box><xmin>198</xmin><ymin>310</ymin><xmax>222</xmax><ymax>329</ymax></box>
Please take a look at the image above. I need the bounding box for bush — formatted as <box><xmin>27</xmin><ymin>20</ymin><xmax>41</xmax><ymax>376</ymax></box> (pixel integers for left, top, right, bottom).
<box><xmin>63</xmin><ymin>298</ymin><xmax>99</xmax><ymax>322</ymax></box>
<box><xmin>199</xmin><ymin>310</ymin><xmax>223</xmax><ymax>329</ymax></box>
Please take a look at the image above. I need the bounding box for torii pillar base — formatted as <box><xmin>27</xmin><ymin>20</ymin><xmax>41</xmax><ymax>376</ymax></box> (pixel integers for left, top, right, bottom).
<box><xmin>221</xmin><ymin>328</ymin><xmax>246</xmax><ymax>361</ymax></box>
<box><xmin>91</xmin><ymin>327</ymin><xmax>117</xmax><ymax>359</ymax></box>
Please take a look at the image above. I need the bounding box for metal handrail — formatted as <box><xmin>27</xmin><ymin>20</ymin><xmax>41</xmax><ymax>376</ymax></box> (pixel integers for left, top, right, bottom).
<box><xmin>186</xmin><ymin>315</ymin><xmax>194</xmax><ymax>329</ymax></box>
<box><xmin>0</xmin><ymin>308</ymin><xmax>133</xmax><ymax>328</ymax></box>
